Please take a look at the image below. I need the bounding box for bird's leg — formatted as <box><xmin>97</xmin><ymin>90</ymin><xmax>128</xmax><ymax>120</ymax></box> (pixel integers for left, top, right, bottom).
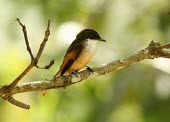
<box><xmin>71</xmin><ymin>70</ymin><xmax>80</xmax><ymax>77</ymax></box>
<box><xmin>86</xmin><ymin>66</ymin><xmax>93</xmax><ymax>72</ymax></box>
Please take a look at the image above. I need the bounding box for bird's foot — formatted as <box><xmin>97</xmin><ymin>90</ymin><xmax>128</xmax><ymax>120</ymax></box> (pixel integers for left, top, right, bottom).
<box><xmin>72</xmin><ymin>70</ymin><xmax>80</xmax><ymax>78</ymax></box>
<box><xmin>86</xmin><ymin>66</ymin><xmax>94</xmax><ymax>72</ymax></box>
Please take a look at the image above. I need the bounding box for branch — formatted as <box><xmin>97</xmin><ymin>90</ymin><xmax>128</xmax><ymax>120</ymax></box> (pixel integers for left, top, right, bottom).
<box><xmin>0</xmin><ymin>41</ymin><xmax>170</xmax><ymax>109</ymax></box>
<box><xmin>1</xmin><ymin>19</ymin><xmax>170</xmax><ymax>109</ymax></box>
<box><xmin>16</xmin><ymin>18</ymin><xmax>34</xmax><ymax>60</ymax></box>
<box><xmin>9</xmin><ymin>19</ymin><xmax>52</xmax><ymax>89</ymax></box>
<box><xmin>0</xmin><ymin>19</ymin><xmax>54</xmax><ymax>109</ymax></box>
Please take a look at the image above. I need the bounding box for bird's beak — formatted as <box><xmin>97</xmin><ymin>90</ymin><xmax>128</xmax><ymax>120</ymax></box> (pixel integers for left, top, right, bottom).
<box><xmin>100</xmin><ymin>38</ymin><xmax>106</xmax><ymax>42</ymax></box>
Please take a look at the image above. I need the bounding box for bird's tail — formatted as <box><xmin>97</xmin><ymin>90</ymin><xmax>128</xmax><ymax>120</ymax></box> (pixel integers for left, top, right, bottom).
<box><xmin>53</xmin><ymin>69</ymin><xmax>61</xmax><ymax>78</ymax></box>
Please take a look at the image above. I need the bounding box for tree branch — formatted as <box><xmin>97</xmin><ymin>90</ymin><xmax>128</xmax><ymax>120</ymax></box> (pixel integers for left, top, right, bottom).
<box><xmin>0</xmin><ymin>19</ymin><xmax>54</xmax><ymax>109</ymax></box>
<box><xmin>0</xmin><ymin>19</ymin><xmax>170</xmax><ymax>109</ymax></box>
<box><xmin>9</xmin><ymin>19</ymin><xmax>52</xmax><ymax>89</ymax></box>
<box><xmin>0</xmin><ymin>41</ymin><xmax>170</xmax><ymax>109</ymax></box>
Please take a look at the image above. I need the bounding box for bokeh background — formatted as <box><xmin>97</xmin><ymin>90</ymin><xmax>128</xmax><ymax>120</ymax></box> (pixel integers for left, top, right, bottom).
<box><xmin>0</xmin><ymin>0</ymin><xmax>170</xmax><ymax>122</ymax></box>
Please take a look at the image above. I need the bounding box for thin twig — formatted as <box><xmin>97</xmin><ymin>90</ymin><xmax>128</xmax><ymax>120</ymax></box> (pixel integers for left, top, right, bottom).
<box><xmin>35</xmin><ymin>59</ymin><xmax>55</xmax><ymax>69</ymax></box>
<box><xmin>8</xmin><ymin>62</ymin><xmax>35</xmax><ymax>90</ymax></box>
<box><xmin>35</xmin><ymin>20</ymin><xmax>50</xmax><ymax>60</ymax></box>
<box><xmin>16</xmin><ymin>18</ymin><xmax>34</xmax><ymax>60</ymax></box>
<box><xmin>6</xmin><ymin>96</ymin><xmax>30</xmax><ymax>109</ymax></box>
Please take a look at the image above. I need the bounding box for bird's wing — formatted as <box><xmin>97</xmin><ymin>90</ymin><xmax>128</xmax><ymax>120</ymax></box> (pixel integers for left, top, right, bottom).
<box><xmin>54</xmin><ymin>42</ymin><xmax>83</xmax><ymax>77</ymax></box>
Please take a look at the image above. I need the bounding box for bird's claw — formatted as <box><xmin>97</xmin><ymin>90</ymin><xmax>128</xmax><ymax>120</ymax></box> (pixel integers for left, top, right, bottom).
<box><xmin>72</xmin><ymin>70</ymin><xmax>80</xmax><ymax>78</ymax></box>
<box><xmin>86</xmin><ymin>66</ymin><xmax>93</xmax><ymax>72</ymax></box>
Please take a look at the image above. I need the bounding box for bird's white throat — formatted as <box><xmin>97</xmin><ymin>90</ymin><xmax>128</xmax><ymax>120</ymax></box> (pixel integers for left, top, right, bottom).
<box><xmin>85</xmin><ymin>39</ymin><xmax>98</xmax><ymax>51</ymax></box>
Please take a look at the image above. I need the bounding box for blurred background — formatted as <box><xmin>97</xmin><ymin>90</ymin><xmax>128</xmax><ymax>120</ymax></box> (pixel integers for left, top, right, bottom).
<box><xmin>0</xmin><ymin>0</ymin><xmax>170</xmax><ymax>122</ymax></box>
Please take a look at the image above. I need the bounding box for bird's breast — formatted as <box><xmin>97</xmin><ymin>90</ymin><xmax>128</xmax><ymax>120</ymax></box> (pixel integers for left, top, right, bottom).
<box><xmin>70</xmin><ymin>39</ymin><xmax>97</xmax><ymax>70</ymax></box>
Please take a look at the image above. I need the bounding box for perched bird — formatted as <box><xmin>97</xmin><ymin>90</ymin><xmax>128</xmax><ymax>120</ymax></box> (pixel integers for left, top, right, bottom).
<box><xmin>41</xmin><ymin>29</ymin><xmax>105</xmax><ymax>96</ymax></box>
<box><xmin>54</xmin><ymin>29</ymin><xmax>106</xmax><ymax>77</ymax></box>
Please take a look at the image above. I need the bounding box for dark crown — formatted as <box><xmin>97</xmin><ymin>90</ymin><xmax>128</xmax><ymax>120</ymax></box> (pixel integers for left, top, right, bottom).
<box><xmin>76</xmin><ymin>29</ymin><xmax>102</xmax><ymax>40</ymax></box>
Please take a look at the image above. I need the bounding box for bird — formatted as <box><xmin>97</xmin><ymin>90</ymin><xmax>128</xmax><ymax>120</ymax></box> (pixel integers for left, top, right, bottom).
<box><xmin>41</xmin><ymin>29</ymin><xmax>106</xmax><ymax>96</ymax></box>
<box><xmin>54</xmin><ymin>29</ymin><xmax>106</xmax><ymax>77</ymax></box>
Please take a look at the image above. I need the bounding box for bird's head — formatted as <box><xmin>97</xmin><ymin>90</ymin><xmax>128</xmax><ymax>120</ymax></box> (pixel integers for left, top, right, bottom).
<box><xmin>76</xmin><ymin>29</ymin><xmax>106</xmax><ymax>42</ymax></box>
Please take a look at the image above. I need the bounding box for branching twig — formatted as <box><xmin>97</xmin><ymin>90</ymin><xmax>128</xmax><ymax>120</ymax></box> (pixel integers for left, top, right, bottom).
<box><xmin>0</xmin><ymin>19</ymin><xmax>54</xmax><ymax>109</ymax></box>
<box><xmin>0</xmin><ymin>41</ymin><xmax>170</xmax><ymax>109</ymax></box>
<box><xmin>9</xmin><ymin>19</ymin><xmax>52</xmax><ymax>89</ymax></box>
